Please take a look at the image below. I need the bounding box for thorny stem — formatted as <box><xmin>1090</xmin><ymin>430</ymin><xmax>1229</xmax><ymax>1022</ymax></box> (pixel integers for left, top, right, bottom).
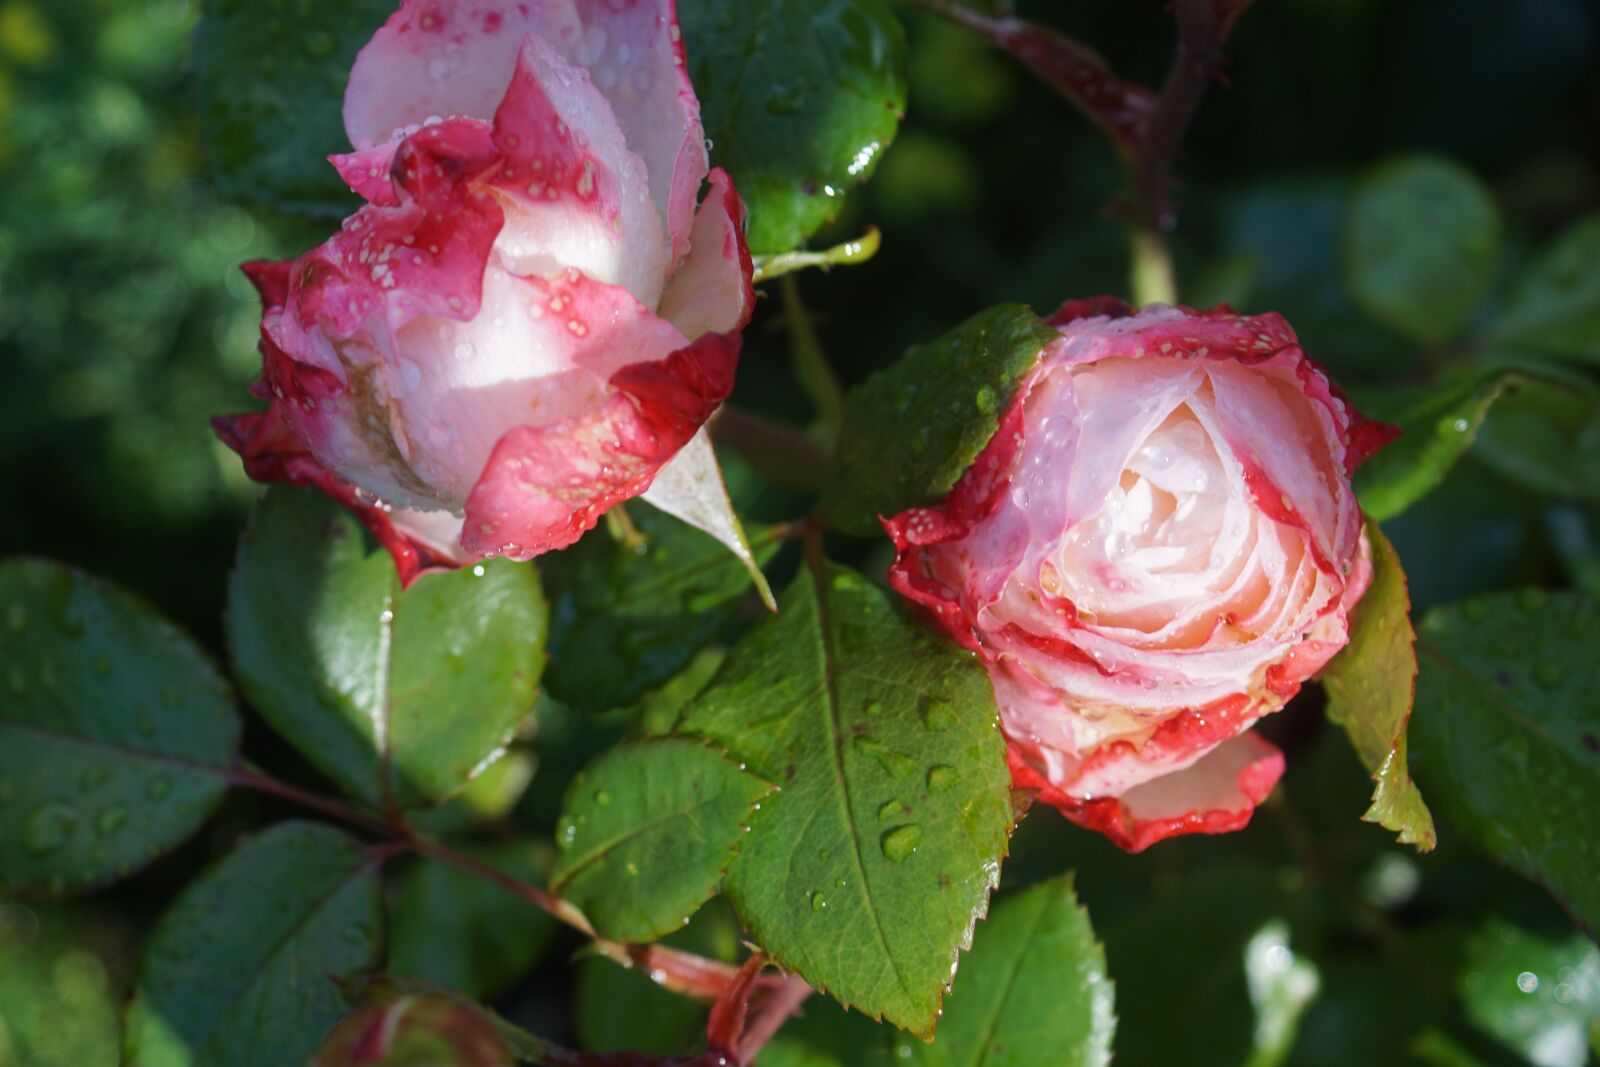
<box><xmin>234</xmin><ymin>764</ymin><xmax>765</xmax><ymax>1004</ymax></box>
<box><xmin>904</xmin><ymin>0</ymin><xmax>1254</xmax><ymax>306</ymax></box>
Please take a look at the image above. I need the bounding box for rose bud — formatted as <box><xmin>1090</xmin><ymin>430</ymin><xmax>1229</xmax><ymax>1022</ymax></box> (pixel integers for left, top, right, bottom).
<box><xmin>214</xmin><ymin>0</ymin><xmax>756</xmax><ymax>584</ymax></box>
<box><xmin>885</xmin><ymin>299</ymin><xmax>1394</xmax><ymax>852</ymax></box>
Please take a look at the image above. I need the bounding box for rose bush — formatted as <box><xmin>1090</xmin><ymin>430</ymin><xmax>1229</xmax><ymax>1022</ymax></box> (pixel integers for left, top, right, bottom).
<box><xmin>214</xmin><ymin>0</ymin><xmax>755</xmax><ymax>584</ymax></box>
<box><xmin>886</xmin><ymin>299</ymin><xmax>1394</xmax><ymax>851</ymax></box>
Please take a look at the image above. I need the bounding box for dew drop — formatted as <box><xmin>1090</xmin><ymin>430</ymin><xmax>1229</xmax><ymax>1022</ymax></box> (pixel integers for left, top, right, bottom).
<box><xmin>146</xmin><ymin>777</ymin><xmax>172</xmax><ymax>801</ymax></box>
<box><xmin>625</xmin><ymin>861</ymin><xmax>639</xmax><ymax>876</ymax></box>
<box><xmin>594</xmin><ymin>789</ymin><xmax>613</xmax><ymax>807</ymax></box>
<box><xmin>810</xmin><ymin>890</ymin><xmax>828</xmax><ymax>912</ymax></box>
<box><xmin>926</xmin><ymin>765</ymin><xmax>955</xmax><ymax>793</ymax></box>
<box><xmin>877</xmin><ymin>798</ymin><xmax>901</xmax><ymax>821</ymax></box>
<box><xmin>136</xmin><ymin>711</ymin><xmax>155</xmax><ymax>737</ymax></box>
<box><xmin>94</xmin><ymin>808</ymin><xmax>126</xmax><ymax>838</ymax></box>
<box><xmin>79</xmin><ymin>768</ymin><xmax>109</xmax><ymax>791</ymax></box>
<box><xmin>920</xmin><ymin>701</ymin><xmax>957</xmax><ymax>732</ymax></box>
<box><xmin>880</xmin><ymin>824</ymin><xmax>922</xmax><ymax>863</ymax></box>
<box><xmin>975</xmin><ymin>386</ymin><xmax>997</xmax><ymax>414</ymax></box>
<box><xmin>1452</xmin><ymin>417</ymin><xmax>1469</xmax><ymax>433</ymax></box>
<box><xmin>23</xmin><ymin>803</ymin><xmax>78</xmax><ymax>855</ymax></box>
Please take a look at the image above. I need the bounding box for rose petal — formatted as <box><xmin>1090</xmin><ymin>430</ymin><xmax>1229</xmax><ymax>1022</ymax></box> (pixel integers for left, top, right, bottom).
<box><xmin>212</xmin><ymin>408</ymin><xmax>471</xmax><ymax>587</ymax></box>
<box><xmin>459</xmin><ymin>318</ymin><xmax>739</xmax><ymax>558</ymax></box>
<box><xmin>342</xmin><ymin>0</ymin><xmax>705</xmax><ymax>260</ymax></box>
<box><xmin>656</xmin><ymin>168</ymin><xmax>754</xmax><ymax>339</ymax></box>
<box><xmin>484</xmin><ymin>31</ymin><xmax>667</xmax><ymax>308</ymax></box>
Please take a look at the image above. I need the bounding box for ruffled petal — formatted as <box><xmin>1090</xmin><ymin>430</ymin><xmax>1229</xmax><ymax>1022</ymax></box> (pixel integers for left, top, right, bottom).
<box><xmin>212</xmin><ymin>408</ymin><xmax>471</xmax><ymax>587</ymax></box>
<box><xmin>656</xmin><ymin>168</ymin><xmax>754</xmax><ymax>339</ymax></box>
<box><xmin>342</xmin><ymin>0</ymin><xmax>705</xmax><ymax>260</ymax></box>
<box><xmin>484</xmin><ymin>31</ymin><xmax>667</xmax><ymax>307</ymax></box>
<box><xmin>343</xmin><ymin>1</ymin><xmax>584</xmax><ymax>149</ymax></box>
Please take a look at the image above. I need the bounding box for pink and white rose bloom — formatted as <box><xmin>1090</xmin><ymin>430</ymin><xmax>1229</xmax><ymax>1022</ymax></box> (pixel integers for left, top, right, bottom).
<box><xmin>886</xmin><ymin>298</ymin><xmax>1395</xmax><ymax>852</ymax></box>
<box><xmin>215</xmin><ymin>0</ymin><xmax>756</xmax><ymax>584</ymax></box>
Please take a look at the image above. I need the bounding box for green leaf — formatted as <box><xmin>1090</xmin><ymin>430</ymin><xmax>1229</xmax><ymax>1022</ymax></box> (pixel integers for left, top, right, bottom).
<box><xmin>1343</xmin><ymin>155</ymin><xmax>1500</xmax><ymax>346</ymax></box>
<box><xmin>0</xmin><ymin>560</ymin><xmax>239</xmax><ymax>896</ymax></box>
<box><xmin>1473</xmin><ymin>374</ymin><xmax>1600</xmax><ymax>502</ymax></box>
<box><xmin>1352</xmin><ymin>370</ymin><xmax>1516</xmax><ymax>522</ymax></box>
<box><xmin>407</xmin><ymin>751</ymin><xmax>536</xmax><ymax>837</ymax></box>
<box><xmin>543</xmin><ymin>502</ymin><xmax>781</xmax><ymax>714</ymax></box>
<box><xmin>678</xmin><ymin>560</ymin><xmax>1014</xmax><ymax>1035</ymax></box>
<box><xmin>1320</xmin><ymin>522</ymin><xmax>1436</xmax><ymax>850</ymax></box>
<box><xmin>1410</xmin><ymin>590</ymin><xmax>1600</xmax><ymax>933</ymax></box>
<box><xmin>195</xmin><ymin>0</ymin><xmax>388</xmax><ymax>214</ymax></box>
<box><xmin>819</xmin><ymin>304</ymin><xmax>1057</xmax><ymax>536</ymax></box>
<box><xmin>904</xmin><ymin>876</ymin><xmax>1114</xmax><ymax>1067</ymax></box>
<box><xmin>0</xmin><ymin>904</ymin><xmax>123</xmax><ymax>1067</ymax></box>
<box><xmin>549</xmin><ymin>737</ymin><xmax>772</xmax><ymax>943</ymax></box>
<box><xmin>124</xmin><ymin>821</ymin><xmax>386</xmax><ymax>1067</ymax></box>
<box><xmin>388</xmin><ymin>844</ymin><xmax>557</xmax><ymax>1000</ymax></box>
<box><xmin>681</xmin><ymin>0</ymin><xmax>907</xmax><ymax>255</ymax></box>
<box><xmin>1493</xmin><ymin>214</ymin><xmax>1600</xmax><ymax>362</ymax></box>
<box><xmin>227</xmin><ymin>488</ymin><xmax>547</xmax><ymax>810</ymax></box>
<box><xmin>1459</xmin><ymin>918</ymin><xmax>1600</xmax><ymax>1067</ymax></box>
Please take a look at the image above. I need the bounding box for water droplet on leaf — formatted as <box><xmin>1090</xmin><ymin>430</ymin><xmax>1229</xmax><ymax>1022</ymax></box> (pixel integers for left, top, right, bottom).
<box><xmin>880</xmin><ymin>823</ymin><xmax>922</xmax><ymax>863</ymax></box>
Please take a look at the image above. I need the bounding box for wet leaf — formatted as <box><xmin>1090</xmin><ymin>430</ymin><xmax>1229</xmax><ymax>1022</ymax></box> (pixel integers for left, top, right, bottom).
<box><xmin>543</xmin><ymin>501</ymin><xmax>781</xmax><ymax>714</ymax></box>
<box><xmin>820</xmin><ymin>304</ymin><xmax>1057</xmax><ymax>536</ymax></box>
<box><xmin>0</xmin><ymin>560</ymin><xmax>239</xmax><ymax>896</ymax></box>
<box><xmin>1321</xmin><ymin>522</ymin><xmax>1436</xmax><ymax>850</ymax></box>
<box><xmin>679</xmin><ymin>559</ymin><xmax>1013</xmax><ymax>1035</ymax></box>
<box><xmin>227</xmin><ymin>488</ymin><xmax>546</xmax><ymax>809</ymax></box>
<box><xmin>1410</xmin><ymin>590</ymin><xmax>1600</xmax><ymax>933</ymax></box>
<box><xmin>550</xmin><ymin>738</ymin><xmax>771</xmax><ymax>944</ymax></box>
<box><xmin>903</xmin><ymin>877</ymin><xmax>1114</xmax><ymax>1067</ymax></box>
<box><xmin>681</xmin><ymin>0</ymin><xmax>907</xmax><ymax>255</ymax></box>
<box><xmin>124</xmin><ymin>822</ymin><xmax>386</xmax><ymax>1067</ymax></box>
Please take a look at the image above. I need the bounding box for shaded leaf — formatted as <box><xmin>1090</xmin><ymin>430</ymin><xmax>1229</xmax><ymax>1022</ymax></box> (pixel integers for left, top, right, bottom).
<box><xmin>196</xmin><ymin>0</ymin><xmax>386</xmax><ymax>214</ymax></box>
<box><xmin>550</xmin><ymin>738</ymin><xmax>772</xmax><ymax>943</ymax></box>
<box><xmin>1474</xmin><ymin>374</ymin><xmax>1600</xmax><ymax>502</ymax></box>
<box><xmin>1343</xmin><ymin>155</ymin><xmax>1500</xmax><ymax>346</ymax></box>
<box><xmin>819</xmin><ymin>304</ymin><xmax>1057</xmax><ymax>536</ymax></box>
<box><xmin>407</xmin><ymin>751</ymin><xmax>536</xmax><ymax>837</ymax></box>
<box><xmin>904</xmin><ymin>876</ymin><xmax>1114</xmax><ymax>1067</ymax></box>
<box><xmin>1410</xmin><ymin>590</ymin><xmax>1600</xmax><ymax>933</ymax></box>
<box><xmin>681</xmin><ymin>0</ymin><xmax>907</xmax><ymax>255</ymax></box>
<box><xmin>679</xmin><ymin>560</ymin><xmax>1013</xmax><ymax>1035</ymax></box>
<box><xmin>1493</xmin><ymin>214</ymin><xmax>1600</xmax><ymax>362</ymax></box>
<box><xmin>1321</xmin><ymin>522</ymin><xmax>1436</xmax><ymax>850</ymax></box>
<box><xmin>1352</xmin><ymin>370</ymin><xmax>1516</xmax><ymax>522</ymax></box>
<box><xmin>543</xmin><ymin>501</ymin><xmax>781</xmax><ymax>714</ymax></box>
<box><xmin>389</xmin><ymin>844</ymin><xmax>557</xmax><ymax>1000</ymax></box>
<box><xmin>0</xmin><ymin>560</ymin><xmax>239</xmax><ymax>896</ymax></box>
<box><xmin>1459</xmin><ymin>918</ymin><xmax>1600</xmax><ymax>1067</ymax></box>
<box><xmin>123</xmin><ymin>822</ymin><xmax>386</xmax><ymax>1067</ymax></box>
<box><xmin>227</xmin><ymin>488</ymin><xmax>546</xmax><ymax>809</ymax></box>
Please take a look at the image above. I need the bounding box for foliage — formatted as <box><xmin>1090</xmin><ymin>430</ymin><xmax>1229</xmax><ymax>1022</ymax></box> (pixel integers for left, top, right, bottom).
<box><xmin>2</xmin><ymin>0</ymin><xmax>1599</xmax><ymax>1065</ymax></box>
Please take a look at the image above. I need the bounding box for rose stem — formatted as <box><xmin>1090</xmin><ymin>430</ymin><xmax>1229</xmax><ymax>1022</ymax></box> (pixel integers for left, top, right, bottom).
<box><xmin>230</xmin><ymin>764</ymin><xmax>761</xmax><ymax>1001</ymax></box>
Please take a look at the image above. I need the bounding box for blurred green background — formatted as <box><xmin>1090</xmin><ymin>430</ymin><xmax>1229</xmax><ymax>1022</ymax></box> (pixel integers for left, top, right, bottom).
<box><xmin>1</xmin><ymin>0</ymin><xmax>1597</xmax><ymax>1064</ymax></box>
